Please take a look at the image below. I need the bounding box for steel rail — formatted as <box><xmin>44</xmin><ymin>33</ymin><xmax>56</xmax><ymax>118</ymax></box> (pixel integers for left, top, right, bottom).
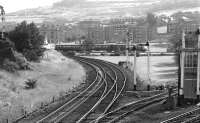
<box><xmin>74</xmin><ymin>57</ymin><xmax>119</xmax><ymax>123</ymax></box>
<box><xmin>75</xmin><ymin>74</ymin><xmax>117</xmax><ymax>123</ymax></box>
<box><xmin>161</xmin><ymin>107</ymin><xmax>200</xmax><ymax>123</ymax></box>
<box><xmin>183</xmin><ymin>114</ymin><xmax>200</xmax><ymax>123</ymax></box>
<box><xmin>96</xmin><ymin>90</ymin><xmax>177</xmax><ymax>123</ymax></box>
<box><xmin>53</xmin><ymin>63</ymin><xmax>110</xmax><ymax>122</ymax></box>
<box><xmin>51</xmin><ymin>78</ymin><xmax>107</xmax><ymax>123</ymax></box>
<box><xmin>93</xmin><ymin>61</ymin><xmax>127</xmax><ymax>123</ymax></box>
<box><xmin>99</xmin><ymin>60</ymin><xmax>127</xmax><ymax>113</ymax></box>
<box><xmin>108</xmin><ymin>93</ymin><xmax>177</xmax><ymax>123</ymax></box>
<box><xmin>75</xmin><ymin>57</ymin><xmax>127</xmax><ymax>123</ymax></box>
<box><xmin>35</xmin><ymin>56</ymin><xmax>127</xmax><ymax>123</ymax></box>
<box><xmin>52</xmin><ymin>56</ymin><xmax>125</xmax><ymax>123</ymax></box>
<box><xmin>42</xmin><ymin>57</ymin><xmax>114</xmax><ymax>123</ymax></box>
<box><xmin>36</xmin><ymin>59</ymin><xmax>105</xmax><ymax>123</ymax></box>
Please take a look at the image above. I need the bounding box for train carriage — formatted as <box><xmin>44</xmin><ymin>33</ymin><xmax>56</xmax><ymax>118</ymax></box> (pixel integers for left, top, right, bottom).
<box><xmin>55</xmin><ymin>43</ymin><xmax>148</xmax><ymax>52</ymax></box>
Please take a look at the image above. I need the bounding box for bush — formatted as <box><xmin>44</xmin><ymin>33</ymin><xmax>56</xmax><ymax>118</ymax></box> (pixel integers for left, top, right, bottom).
<box><xmin>1</xmin><ymin>58</ymin><xmax>20</xmax><ymax>72</ymax></box>
<box><xmin>23</xmin><ymin>49</ymin><xmax>40</xmax><ymax>61</ymax></box>
<box><xmin>61</xmin><ymin>51</ymin><xmax>75</xmax><ymax>56</ymax></box>
<box><xmin>24</xmin><ymin>79</ymin><xmax>37</xmax><ymax>89</ymax></box>
<box><xmin>66</xmin><ymin>51</ymin><xmax>75</xmax><ymax>56</ymax></box>
<box><xmin>14</xmin><ymin>51</ymin><xmax>30</xmax><ymax>70</ymax></box>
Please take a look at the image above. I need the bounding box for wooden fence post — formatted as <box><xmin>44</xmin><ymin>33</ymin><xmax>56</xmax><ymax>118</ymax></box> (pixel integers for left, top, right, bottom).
<box><xmin>52</xmin><ymin>96</ymin><xmax>55</xmax><ymax>103</ymax></box>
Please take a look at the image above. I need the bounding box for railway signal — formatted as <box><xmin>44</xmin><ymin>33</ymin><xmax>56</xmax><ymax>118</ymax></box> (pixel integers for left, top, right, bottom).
<box><xmin>127</xmin><ymin>32</ymin><xmax>134</xmax><ymax>42</ymax></box>
<box><xmin>126</xmin><ymin>32</ymin><xmax>132</xmax><ymax>67</ymax></box>
<box><xmin>126</xmin><ymin>28</ymin><xmax>150</xmax><ymax>91</ymax></box>
<box><xmin>147</xmin><ymin>41</ymin><xmax>151</xmax><ymax>90</ymax></box>
<box><xmin>131</xmin><ymin>41</ymin><xmax>150</xmax><ymax>91</ymax></box>
<box><xmin>133</xmin><ymin>43</ymin><xmax>137</xmax><ymax>90</ymax></box>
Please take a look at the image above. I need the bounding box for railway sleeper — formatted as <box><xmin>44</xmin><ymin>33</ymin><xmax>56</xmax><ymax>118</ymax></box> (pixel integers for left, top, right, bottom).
<box><xmin>110</xmin><ymin>110</ymin><xmax>128</xmax><ymax>116</ymax></box>
<box><xmin>101</xmin><ymin>116</ymin><xmax>116</xmax><ymax>122</ymax></box>
<box><xmin>183</xmin><ymin>114</ymin><xmax>200</xmax><ymax>123</ymax></box>
<box><xmin>83</xmin><ymin>115</ymin><xmax>101</xmax><ymax>123</ymax></box>
<box><xmin>179</xmin><ymin>115</ymin><xmax>199</xmax><ymax>122</ymax></box>
<box><xmin>92</xmin><ymin>91</ymin><xmax>105</xmax><ymax>96</ymax></box>
<box><xmin>86</xmin><ymin>113</ymin><xmax>101</xmax><ymax>119</ymax></box>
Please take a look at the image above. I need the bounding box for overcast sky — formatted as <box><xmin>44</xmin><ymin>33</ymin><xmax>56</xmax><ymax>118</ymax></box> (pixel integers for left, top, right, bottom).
<box><xmin>0</xmin><ymin>0</ymin><xmax>62</xmax><ymax>12</ymax></box>
<box><xmin>0</xmin><ymin>0</ymin><xmax>144</xmax><ymax>13</ymax></box>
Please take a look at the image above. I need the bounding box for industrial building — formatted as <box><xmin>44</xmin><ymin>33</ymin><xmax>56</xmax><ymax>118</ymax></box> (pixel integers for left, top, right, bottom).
<box><xmin>179</xmin><ymin>27</ymin><xmax>200</xmax><ymax>104</ymax></box>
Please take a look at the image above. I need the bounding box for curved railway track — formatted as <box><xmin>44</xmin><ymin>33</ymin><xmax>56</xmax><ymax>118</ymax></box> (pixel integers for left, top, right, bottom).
<box><xmin>16</xmin><ymin>56</ymin><xmax>176</xmax><ymax>123</ymax></box>
<box><xmin>75</xmin><ymin>58</ymin><xmax>127</xmax><ymax>123</ymax></box>
<box><xmin>14</xmin><ymin>57</ymin><xmax>100</xmax><ymax>123</ymax></box>
<box><xmin>35</xmin><ymin>58</ymin><xmax>105</xmax><ymax>123</ymax></box>
<box><xmin>161</xmin><ymin>107</ymin><xmax>200</xmax><ymax>123</ymax></box>
<box><xmin>35</xmin><ymin>56</ymin><xmax>127</xmax><ymax>123</ymax></box>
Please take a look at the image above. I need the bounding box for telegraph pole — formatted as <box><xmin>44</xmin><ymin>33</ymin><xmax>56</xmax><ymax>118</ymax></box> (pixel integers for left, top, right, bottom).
<box><xmin>180</xmin><ymin>30</ymin><xmax>185</xmax><ymax>98</ymax></box>
<box><xmin>133</xmin><ymin>46</ymin><xmax>137</xmax><ymax>90</ymax></box>
<box><xmin>147</xmin><ymin>42</ymin><xmax>150</xmax><ymax>83</ymax></box>
<box><xmin>126</xmin><ymin>32</ymin><xmax>129</xmax><ymax>66</ymax></box>
<box><xmin>146</xmin><ymin>25</ymin><xmax>151</xmax><ymax>91</ymax></box>
<box><xmin>177</xmin><ymin>29</ymin><xmax>185</xmax><ymax>105</ymax></box>
<box><xmin>146</xmin><ymin>41</ymin><xmax>151</xmax><ymax>91</ymax></box>
<box><xmin>127</xmin><ymin>30</ymin><xmax>137</xmax><ymax>90</ymax></box>
<box><xmin>197</xmin><ymin>27</ymin><xmax>200</xmax><ymax>101</ymax></box>
<box><xmin>0</xmin><ymin>5</ymin><xmax>5</xmax><ymax>39</ymax></box>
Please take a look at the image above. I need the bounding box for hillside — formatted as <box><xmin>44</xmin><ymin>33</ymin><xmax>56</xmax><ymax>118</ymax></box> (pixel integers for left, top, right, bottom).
<box><xmin>0</xmin><ymin>49</ymin><xmax>85</xmax><ymax>120</ymax></box>
<box><xmin>6</xmin><ymin>0</ymin><xmax>200</xmax><ymax>23</ymax></box>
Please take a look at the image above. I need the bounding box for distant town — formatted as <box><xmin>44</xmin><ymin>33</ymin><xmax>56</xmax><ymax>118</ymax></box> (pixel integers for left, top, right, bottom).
<box><xmin>1</xmin><ymin>11</ymin><xmax>200</xmax><ymax>47</ymax></box>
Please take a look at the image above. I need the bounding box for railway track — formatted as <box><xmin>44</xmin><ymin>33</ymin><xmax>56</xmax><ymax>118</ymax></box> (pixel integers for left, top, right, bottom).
<box><xmin>17</xmin><ymin>56</ymin><xmax>175</xmax><ymax>123</ymax></box>
<box><xmin>14</xmin><ymin>56</ymin><xmax>100</xmax><ymax>123</ymax></box>
<box><xmin>35</xmin><ymin>56</ymin><xmax>127</xmax><ymax>123</ymax></box>
<box><xmin>161</xmin><ymin>107</ymin><xmax>200</xmax><ymax>123</ymax></box>
<box><xmin>35</xmin><ymin>58</ymin><xmax>105</xmax><ymax>123</ymax></box>
<box><xmin>95</xmin><ymin>90</ymin><xmax>177</xmax><ymax>123</ymax></box>
<box><xmin>75</xmin><ymin>58</ymin><xmax>127</xmax><ymax>123</ymax></box>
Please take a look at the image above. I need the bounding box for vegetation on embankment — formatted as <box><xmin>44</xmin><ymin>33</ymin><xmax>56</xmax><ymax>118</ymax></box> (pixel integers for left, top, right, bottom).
<box><xmin>0</xmin><ymin>49</ymin><xmax>86</xmax><ymax>121</ymax></box>
<box><xmin>0</xmin><ymin>21</ymin><xmax>87</xmax><ymax>121</ymax></box>
<box><xmin>0</xmin><ymin>21</ymin><xmax>44</xmax><ymax>72</ymax></box>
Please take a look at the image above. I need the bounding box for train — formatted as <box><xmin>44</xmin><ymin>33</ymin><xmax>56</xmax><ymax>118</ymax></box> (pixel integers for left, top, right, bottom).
<box><xmin>55</xmin><ymin>43</ymin><xmax>147</xmax><ymax>52</ymax></box>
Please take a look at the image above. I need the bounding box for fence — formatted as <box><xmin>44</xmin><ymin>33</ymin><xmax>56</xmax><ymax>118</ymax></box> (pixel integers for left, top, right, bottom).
<box><xmin>1</xmin><ymin>83</ymin><xmax>81</xmax><ymax>123</ymax></box>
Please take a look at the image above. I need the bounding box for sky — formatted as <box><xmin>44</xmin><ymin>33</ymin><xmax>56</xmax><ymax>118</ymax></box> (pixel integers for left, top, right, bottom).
<box><xmin>0</xmin><ymin>0</ymin><xmax>142</xmax><ymax>13</ymax></box>
<box><xmin>88</xmin><ymin>0</ymin><xmax>138</xmax><ymax>1</ymax></box>
<box><xmin>0</xmin><ymin>0</ymin><xmax>62</xmax><ymax>13</ymax></box>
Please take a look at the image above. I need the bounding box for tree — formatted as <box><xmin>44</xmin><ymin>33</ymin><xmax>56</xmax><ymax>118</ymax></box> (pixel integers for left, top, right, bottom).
<box><xmin>8</xmin><ymin>21</ymin><xmax>44</xmax><ymax>61</ymax></box>
<box><xmin>146</xmin><ymin>13</ymin><xmax>157</xmax><ymax>41</ymax></box>
<box><xmin>146</xmin><ymin>13</ymin><xmax>157</xmax><ymax>26</ymax></box>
